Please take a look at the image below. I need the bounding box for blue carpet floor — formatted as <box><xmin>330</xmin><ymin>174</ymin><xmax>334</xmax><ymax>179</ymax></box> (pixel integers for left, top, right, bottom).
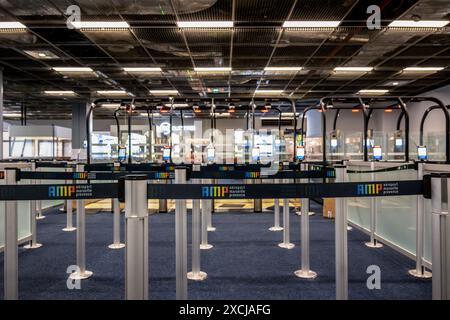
<box><xmin>0</xmin><ymin>203</ymin><xmax>431</xmax><ymax>300</ymax></box>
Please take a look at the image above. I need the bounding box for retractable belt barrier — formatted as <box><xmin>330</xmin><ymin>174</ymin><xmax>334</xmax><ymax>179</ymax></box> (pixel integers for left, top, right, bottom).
<box><xmin>346</xmin><ymin>163</ymin><xmax>416</xmax><ymax>174</ymax></box>
<box><xmin>0</xmin><ymin>179</ymin><xmax>425</xmax><ymax>201</ymax></box>
<box><xmin>16</xmin><ymin>167</ymin><xmax>336</xmax><ymax>181</ymax></box>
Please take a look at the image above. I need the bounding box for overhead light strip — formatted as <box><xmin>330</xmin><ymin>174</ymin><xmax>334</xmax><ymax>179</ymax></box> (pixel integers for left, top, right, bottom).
<box><xmin>358</xmin><ymin>89</ymin><xmax>389</xmax><ymax>95</ymax></box>
<box><xmin>283</xmin><ymin>21</ymin><xmax>340</xmax><ymax>28</ymax></box>
<box><xmin>177</xmin><ymin>21</ymin><xmax>234</xmax><ymax>28</ymax></box>
<box><xmin>150</xmin><ymin>90</ymin><xmax>179</xmax><ymax>96</ymax></box>
<box><xmin>0</xmin><ymin>21</ymin><xmax>27</xmax><ymax>29</ymax></box>
<box><xmin>70</xmin><ymin>21</ymin><xmax>130</xmax><ymax>29</ymax></box>
<box><xmin>53</xmin><ymin>67</ymin><xmax>94</xmax><ymax>72</ymax></box>
<box><xmin>334</xmin><ymin>67</ymin><xmax>373</xmax><ymax>72</ymax></box>
<box><xmin>44</xmin><ymin>90</ymin><xmax>76</xmax><ymax>95</ymax></box>
<box><xmin>403</xmin><ymin>67</ymin><xmax>444</xmax><ymax>72</ymax></box>
<box><xmin>389</xmin><ymin>20</ymin><xmax>449</xmax><ymax>28</ymax></box>
<box><xmin>123</xmin><ymin>67</ymin><xmax>162</xmax><ymax>72</ymax></box>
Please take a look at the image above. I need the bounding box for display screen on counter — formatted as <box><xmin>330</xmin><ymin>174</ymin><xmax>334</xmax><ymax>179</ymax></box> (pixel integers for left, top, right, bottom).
<box><xmin>418</xmin><ymin>146</ymin><xmax>428</xmax><ymax>160</ymax></box>
<box><xmin>373</xmin><ymin>146</ymin><xmax>382</xmax><ymax>160</ymax></box>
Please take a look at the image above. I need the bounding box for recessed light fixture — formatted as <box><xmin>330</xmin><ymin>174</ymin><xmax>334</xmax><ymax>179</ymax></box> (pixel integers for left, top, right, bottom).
<box><xmin>357</xmin><ymin>89</ymin><xmax>389</xmax><ymax>95</ymax></box>
<box><xmin>101</xmin><ymin>103</ymin><xmax>121</xmax><ymax>108</ymax></box>
<box><xmin>69</xmin><ymin>21</ymin><xmax>130</xmax><ymax>29</ymax></box>
<box><xmin>0</xmin><ymin>21</ymin><xmax>27</xmax><ymax>29</ymax></box>
<box><xmin>177</xmin><ymin>21</ymin><xmax>234</xmax><ymax>28</ymax></box>
<box><xmin>334</xmin><ymin>67</ymin><xmax>374</xmax><ymax>72</ymax></box>
<box><xmin>123</xmin><ymin>67</ymin><xmax>162</xmax><ymax>72</ymax></box>
<box><xmin>264</xmin><ymin>67</ymin><xmax>303</xmax><ymax>71</ymax></box>
<box><xmin>96</xmin><ymin>90</ymin><xmax>128</xmax><ymax>95</ymax></box>
<box><xmin>402</xmin><ymin>67</ymin><xmax>445</xmax><ymax>72</ymax></box>
<box><xmin>389</xmin><ymin>20</ymin><xmax>449</xmax><ymax>28</ymax></box>
<box><xmin>44</xmin><ymin>90</ymin><xmax>76</xmax><ymax>96</ymax></box>
<box><xmin>392</xmin><ymin>82</ymin><xmax>399</xmax><ymax>86</ymax></box>
<box><xmin>194</xmin><ymin>67</ymin><xmax>232</xmax><ymax>72</ymax></box>
<box><xmin>150</xmin><ymin>90</ymin><xmax>179</xmax><ymax>96</ymax></box>
<box><xmin>53</xmin><ymin>67</ymin><xmax>94</xmax><ymax>73</ymax></box>
<box><xmin>283</xmin><ymin>21</ymin><xmax>340</xmax><ymax>28</ymax></box>
<box><xmin>254</xmin><ymin>90</ymin><xmax>284</xmax><ymax>95</ymax></box>
<box><xmin>24</xmin><ymin>50</ymin><xmax>60</xmax><ymax>60</ymax></box>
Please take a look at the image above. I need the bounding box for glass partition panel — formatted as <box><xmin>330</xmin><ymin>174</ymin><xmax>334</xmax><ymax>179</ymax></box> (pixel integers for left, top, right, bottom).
<box><xmin>347</xmin><ymin>167</ymin><xmax>371</xmax><ymax>230</ymax></box>
<box><xmin>343</xmin><ymin>132</ymin><xmax>363</xmax><ymax>161</ymax></box>
<box><xmin>424</xmin><ymin>132</ymin><xmax>446</xmax><ymax>162</ymax></box>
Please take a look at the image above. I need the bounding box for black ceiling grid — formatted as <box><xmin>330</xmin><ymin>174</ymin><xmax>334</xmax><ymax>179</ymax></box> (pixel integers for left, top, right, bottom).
<box><xmin>0</xmin><ymin>0</ymin><xmax>449</xmax><ymax>118</ymax></box>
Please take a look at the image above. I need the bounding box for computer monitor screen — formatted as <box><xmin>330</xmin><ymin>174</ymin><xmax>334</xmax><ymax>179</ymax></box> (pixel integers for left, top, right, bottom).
<box><xmin>162</xmin><ymin>148</ymin><xmax>171</xmax><ymax>161</ymax></box>
<box><xmin>418</xmin><ymin>146</ymin><xmax>428</xmax><ymax>160</ymax></box>
<box><xmin>395</xmin><ymin>138</ymin><xmax>403</xmax><ymax>147</ymax></box>
<box><xmin>373</xmin><ymin>146</ymin><xmax>382</xmax><ymax>160</ymax></box>
<box><xmin>118</xmin><ymin>147</ymin><xmax>126</xmax><ymax>162</ymax></box>
<box><xmin>296</xmin><ymin>146</ymin><xmax>305</xmax><ymax>161</ymax></box>
<box><xmin>331</xmin><ymin>138</ymin><xmax>338</xmax><ymax>148</ymax></box>
<box><xmin>207</xmin><ymin>148</ymin><xmax>215</xmax><ymax>162</ymax></box>
<box><xmin>252</xmin><ymin>147</ymin><xmax>260</xmax><ymax>161</ymax></box>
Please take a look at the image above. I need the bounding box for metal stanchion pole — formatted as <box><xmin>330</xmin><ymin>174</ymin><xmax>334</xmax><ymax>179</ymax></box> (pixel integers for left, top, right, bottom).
<box><xmin>175</xmin><ymin>168</ymin><xmax>188</xmax><ymax>300</ymax></box>
<box><xmin>295</xmin><ymin>164</ymin><xmax>317</xmax><ymax>279</ymax></box>
<box><xmin>187</xmin><ymin>197</ymin><xmax>207</xmax><ymax>281</ymax></box>
<box><xmin>254</xmin><ymin>178</ymin><xmax>262</xmax><ymax>213</ymax></box>
<box><xmin>335</xmin><ymin>165</ymin><xmax>348</xmax><ymax>300</ymax></box>
<box><xmin>35</xmin><ymin>167</ymin><xmax>46</xmax><ymax>220</ymax></box>
<box><xmin>200</xmin><ymin>179</ymin><xmax>213</xmax><ymax>250</ymax></box>
<box><xmin>269</xmin><ymin>196</ymin><xmax>283</xmax><ymax>231</ymax></box>
<box><xmin>431</xmin><ymin>174</ymin><xmax>450</xmax><ymax>300</ymax></box>
<box><xmin>207</xmin><ymin>179</ymin><xmax>216</xmax><ymax>231</ymax></box>
<box><xmin>24</xmin><ymin>163</ymin><xmax>43</xmax><ymax>249</ymax></box>
<box><xmin>279</xmin><ymin>179</ymin><xmax>294</xmax><ymax>249</ymax></box>
<box><xmin>409</xmin><ymin>162</ymin><xmax>431</xmax><ymax>278</ymax></box>
<box><xmin>70</xmin><ymin>164</ymin><xmax>93</xmax><ymax>280</ymax></box>
<box><xmin>124</xmin><ymin>175</ymin><xmax>148</xmax><ymax>300</ymax></box>
<box><xmin>62</xmin><ymin>166</ymin><xmax>76</xmax><ymax>232</ymax></box>
<box><xmin>159</xmin><ymin>179</ymin><xmax>168</xmax><ymax>213</ymax></box>
<box><xmin>365</xmin><ymin>161</ymin><xmax>383</xmax><ymax>248</ymax></box>
<box><xmin>109</xmin><ymin>198</ymin><xmax>125</xmax><ymax>249</ymax></box>
<box><xmin>4</xmin><ymin>168</ymin><xmax>18</xmax><ymax>300</ymax></box>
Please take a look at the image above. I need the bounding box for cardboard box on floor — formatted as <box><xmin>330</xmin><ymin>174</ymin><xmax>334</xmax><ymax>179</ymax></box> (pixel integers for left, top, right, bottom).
<box><xmin>323</xmin><ymin>198</ymin><xmax>335</xmax><ymax>219</ymax></box>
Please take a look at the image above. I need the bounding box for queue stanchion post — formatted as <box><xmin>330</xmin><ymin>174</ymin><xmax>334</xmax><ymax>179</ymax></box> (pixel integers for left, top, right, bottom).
<box><xmin>269</xmin><ymin>194</ymin><xmax>283</xmax><ymax>231</ymax></box>
<box><xmin>35</xmin><ymin>166</ymin><xmax>46</xmax><ymax>220</ymax></box>
<box><xmin>175</xmin><ymin>168</ymin><xmax>188</xmax><ymax>300</ymax></box>
<box><xmin>124</xmin><ymin>175</ymin><xmax>148</xmax><ymax>300</ymax></box>
<box><xmin>278</xmin><ymin>179</ymin><xmax>294</xmax><ymax>249</ymax></box>
<box><xmin>365</xmin><ymin>161</ymin><xmax>383</xmax><ymax>248</ymax></box>
<box><xmin>24</xmin><ymin>162</ymin><xmax>43</xmax><ymax>249</ymax></box>
<box><xmin>70</xmin><ymin>164</ymin><xmax>93</xmax><ymax>280</ymax></box>
<box><xmin>159</xmin><ymin>179</ymin><xmax>168</xmax><ymax>213</ymax></box>
<box><xmin>200</xmin><ymin>179</ymin><xmax>213</xmax><ymax>250</ymax></box>
<box><xmin>187</xmin><ymin>195</ymin><xmax>207</xmax><ymax>281</ymax></box>
<box><xmin>62</xmin><ymin>166</ymin><xmax>76</xmax><ymax>232</ymax></box>
<box><xmin>335</xmin><ymin>165</ymin><xmax>348</xmax><ymax>300</ymax></box>
<box><xmin>409</xmin><ymin>162</ymin><xmax>431</xmax><ymax>278</ymax></box>
<box><xmin>295</xmin><ymin>164</ymin><xmax>317</xmax><ymax>279</ymax></box>
<box><xmin>254</xmin><ymin>178</ymin><xmax>263</xmax><ymax>213</ymax></box>
<box><xmin>431</xmin><ymin>174</ymin><xmax>450</xmax><ymax>300</ymax></box>
<box><xmin>4</xmin><ymin>168</ymin><xmax>19</xmax><ymax>300</ymax></box>
<box><xmin>109</xmin><ymin>198</ymin><xmax>125</xmax><ymax>249</ymax></box>
<box><xmin>207</xmin><ymin>179</ymin><xmax>216</xmax><ymax>232</ymax></box>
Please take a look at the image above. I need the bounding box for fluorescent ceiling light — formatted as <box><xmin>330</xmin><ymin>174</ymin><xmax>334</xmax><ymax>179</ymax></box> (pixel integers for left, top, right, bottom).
<box><xmin>334</xmin><ymin>67</ymin><xmax>373</xmax><ymax>72</ymax></box>
<box><xmin>254</xmin><ymin>90</ymin><xmax>284</xmax><ymax>95</ymax></box>
<box><xmin>264</xmin><ymin>67</ymin><xmax>303</xmax><ymax>71</ymax></box>
<box><xmin>177</xmin><ymin>21</ymin><xmax>233</xmax><ymax>28</ymax></box>
<box><xmin>23</xmin><ymin>50</ymin><xmax>60</xmax><ymax>60</ymax></box>
<box><xmin>283</xmin><ymin>21</ymin><xmax>340</xmax><ymax>28</ymax></box>
<box><xmin>44</xmin><ymin>90</ymin><xmax>76</xmax><ymax>96</ymax></box>
<box><xmin>194</xmin><ymin>67</ymin><xmax>232</xmax><ymax>72</ymax></box>
<box><xmin>150</xmin><ymin>90</ymin><xmax>179</xmax><ymax>96</ymax></box>
<box><xmin>389</xmin><ymin>20</ymin><xmax>449</xmax><ymax>28</ymax></box>
<box><xmin>53</xmin><ymin>67</ymin><xmax>94</xmax><ymax>72</ymax></box>
<box><xmin>101</xmin><ymin>103</ymin><xmax>121</xmax><ymax>108</ymax></box>
<box><xmin>96</xmin><ymin>90</ymin><xmax>128</xmax><ymax>95</ymax></box>
<box><xmin>358</xmin><ymin>89</ymin><xmax>389</xmax><ymax>95</ymax></box>
<box><xmin>403</xmin><ymin>67</ymin><xmax>444</xmax><ymax>72</ymax></box>
<box><xmin>70</xmin><ymin>21</ymin><xmax>130</xmax><ymax>29</ymax></box>
<box><xmin>164</xmin><ymin>103</ymin><xmax>189</xmax><ymax>108</ymax></box>
<box><xmin>0</xmin><ymin>22</ymin><xmax>27</xmax><ymax>29</ymax></box>
<box><xmin>123</xmin><ymin>67</ymin><xmax>162</xmax><ymax>72</ymax></box>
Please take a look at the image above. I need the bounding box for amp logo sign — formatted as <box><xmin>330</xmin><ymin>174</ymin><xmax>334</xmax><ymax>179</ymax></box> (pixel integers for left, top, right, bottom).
<box><xmin>245</xmin><ymin>172</ymin><xmax>260</xmax><ymax>178</ymax></box>
<box><xmin>49</xmin><ymin>185</ymin><xmax>76</xmax><ymax>198</ymax></box>
<box><xmin>73</xmin><ymin>172</ymin><xmax>88</xmax><ymax>179</ymax></box>
<box><xmin>357</xmin><ymin>183</ymin><xmax>383</xmax><ymax>196</ymax></box>
<box><xmin>202</xmin><ymin>186</ymin><xmax>229</xmax><ymax>198</ymax></box>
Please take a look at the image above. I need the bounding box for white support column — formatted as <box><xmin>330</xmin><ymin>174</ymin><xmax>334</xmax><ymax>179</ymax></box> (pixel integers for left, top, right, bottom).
<box><xmin>207</xmin><ymin>179</ymin><xmax>216</xmax><ymax>231</ymax></box>
<box><xmin>124</xmin><ymin>175</ymin><xmax>148</xmax><ymax>300</ymax></box>
<box><xmin>109</xmin><ymin>198</ymin><xmax>125</xmax><ymax>249</ymax></box>
<box><xmin>187</xmin><ymin>197</ymin><xmax>207</xmax><ymax>281</ymax></box>
<box><xmin>200</xmin><ymin>179</ymin><xmax>213</xmax><ymax>250</ymax></box>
